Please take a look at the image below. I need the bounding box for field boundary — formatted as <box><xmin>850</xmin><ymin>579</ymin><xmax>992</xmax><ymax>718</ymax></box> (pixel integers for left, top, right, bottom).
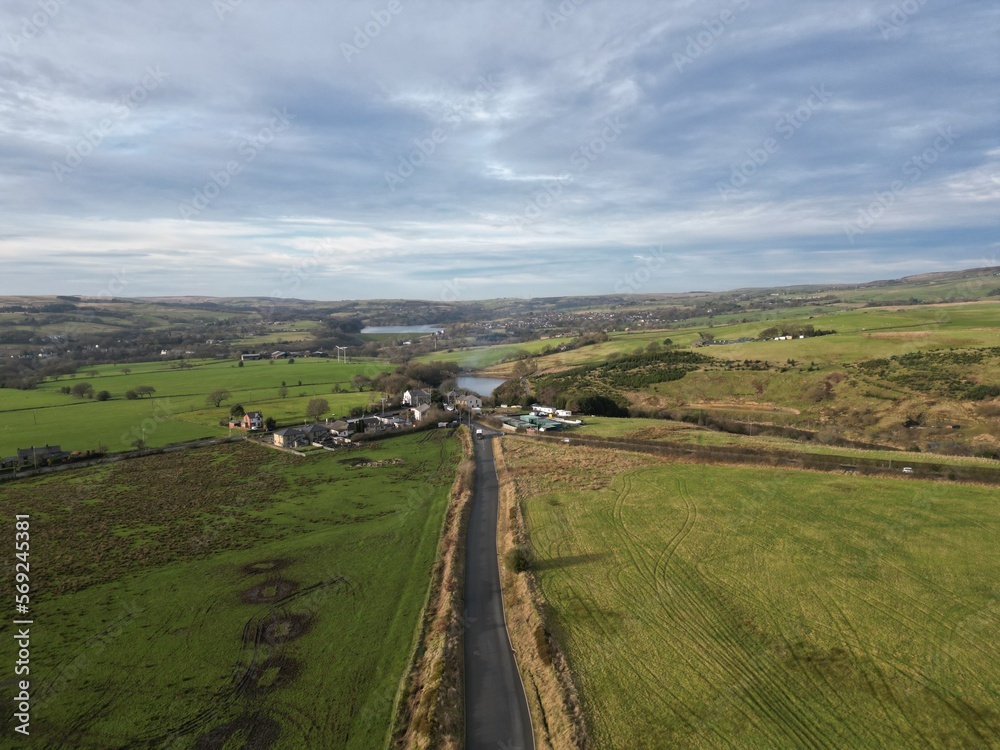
<box><xmin>519</xmin><ymin>432</ymin><xmax>1000</xmax><ymax>485</ymax></box>
<box><xmin>391</xmin><ymin>427</ymin><xmax>474</xmax><ymax>749</ymax></box>
<box><xmin>0</xmin><ymin>435</ymin><xmax>245</xmax><ymax>483</ymax></box>
<box><xmin>494</xmin><ymin>437</ymin><xmax>590</xmax><ymax>750</ymax></box>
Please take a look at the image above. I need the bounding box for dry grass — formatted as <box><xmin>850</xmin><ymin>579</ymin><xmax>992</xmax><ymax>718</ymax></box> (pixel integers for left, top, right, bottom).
<box><xmin>495</xmin><ymin>438</ymin><xmax>594</xmax><ymax>750</ymax></box>
<box><xmin>862</xmin><ymin>331</ymin><xmax>933</xmax><ymax>339</ymax></box>
<box><xmin>393</xmin><ymin>428</ymin><xmax>475</xmax><ymax>750</ymax></box>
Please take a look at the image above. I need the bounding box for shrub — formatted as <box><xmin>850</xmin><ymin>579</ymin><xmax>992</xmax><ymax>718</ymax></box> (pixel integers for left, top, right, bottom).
<box><xmin>505</xmin><ymin>544</ymin><xmax>534</xmax><ymax>573</ymax></box>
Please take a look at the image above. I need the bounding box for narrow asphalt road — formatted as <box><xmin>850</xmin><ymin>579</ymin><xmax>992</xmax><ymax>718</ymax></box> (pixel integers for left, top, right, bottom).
<box><xmin>465</xmin><ymin>429</ymin><xmax>535</xmax><ymax>750</ymax></box>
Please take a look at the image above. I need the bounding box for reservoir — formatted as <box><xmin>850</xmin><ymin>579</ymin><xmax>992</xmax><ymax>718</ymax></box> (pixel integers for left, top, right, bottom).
<box><xmin>456</xmin><ymin>376</ymin><xmax>508</xmax><ymax>396</ymax></box>
<box><xmin>361</xmin><ymin>325</ymin><xmax>444</xmax><ymax>334</ymax></box>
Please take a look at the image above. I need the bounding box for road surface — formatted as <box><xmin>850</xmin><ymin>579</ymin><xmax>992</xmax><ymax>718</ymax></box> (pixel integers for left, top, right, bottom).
<box><xmin>465</xmin><ymin>429</ymin><xmax>535</xmax><ymax>750</ymax></box>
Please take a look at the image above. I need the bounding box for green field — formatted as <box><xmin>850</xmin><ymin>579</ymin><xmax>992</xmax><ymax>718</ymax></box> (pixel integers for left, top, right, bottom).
<box><xmin>0</xmin><ymin>431</ymin><xmax>459</xmax><ymax>747</ymax></box>
<box><xmin>503</xmin><ymin>439</ymin><xmax>1000</xmax><ymax>748</ymax></box>
<box><xmin>466</xmin><ymin>302</ymin><xmax>1000</xmax><ymax>376</ymax></box>
<box><xmin>0</xmin><ymin>357</ymin><xmax>393</xmax><ymax>457</ymax></box>
<box><xmin>415</xmin><ymin>337</ymin><xmax>575</xmax><ymax>370</ymax></box>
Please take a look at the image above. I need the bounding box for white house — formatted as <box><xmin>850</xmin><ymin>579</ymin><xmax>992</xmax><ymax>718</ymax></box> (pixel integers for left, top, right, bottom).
<box><xmin>403</xmin><ymin>389</ymin><xmax>431</xmax><ymax>406</ymax></box>
<box><xmin>411</xmin><ymin>404</ymin><xmax>432</xmax><ymax>422</ymax></box>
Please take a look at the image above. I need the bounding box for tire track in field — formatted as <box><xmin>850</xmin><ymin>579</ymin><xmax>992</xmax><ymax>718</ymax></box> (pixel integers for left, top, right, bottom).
<box><xmin>693</xmin><ymin>555</ymin><xmax>872</xmax><ymax>749</ymax></box>
<box><xmin>816</xmin><ymin>570</ymin><xmax>995</xmax><ymax>745</ymax></box>
<box><xmin>607</xmin><ymin>470</ymin><xmax>833</xmax><ymax>749</ymax></box>
<box><xmin>803</xmin><ymin>568</ymin><xmax>931</xmax><ymax>746</ymax></box>
<box><xmin>600</xmin><ymin>472</ymin><xmax>749</xmax><ymax>747</ymax></box>
<box><xmin>606</xmin><ymin>476</ymin><xmax>792</xmax><ymax>746</ymax></box>
<box><xmin>649</xmin><ymin>478</ymin><xmax>838</xmax><ymax>750</ymax></box>
<box><xmin>801</xmin><ymin>536</ymin><xmax>995</xmax><ymax>675</ymax></box>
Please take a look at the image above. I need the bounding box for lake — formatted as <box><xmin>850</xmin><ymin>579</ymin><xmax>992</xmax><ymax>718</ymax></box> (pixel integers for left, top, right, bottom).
<box><xmin>456</xmin><ymin>376</ymin><xmax>508</xmax><ymax>396</ymax></box>
<box><xmin>360</xmin><ymin>325</ymin><xmax>444</xmax><ymax>334</ymax></box>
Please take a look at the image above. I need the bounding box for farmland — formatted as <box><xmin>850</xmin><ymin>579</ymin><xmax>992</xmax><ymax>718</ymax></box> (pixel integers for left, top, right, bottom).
<box><xmin>0</xmin><ymin>430</ymin><xmax>460</xmax><ymax>748</ymax></box>
<box><xmin>501</xmin><ymin>439</ymin><xmax>1000</xmax><ymax>748</ymax></box>
<box><xmin>478</xmin><ymin>301</ymin><xmax>1000</xmax><ymax>376</ymax></box>
<box><xmin>0</xmin><ymin>356</ymin><xmax>392</xmax><ymax>457</ymax></box>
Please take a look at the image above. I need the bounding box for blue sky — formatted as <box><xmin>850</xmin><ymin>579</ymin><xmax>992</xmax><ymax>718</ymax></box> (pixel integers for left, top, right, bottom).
<box><xmin>2</xmin><ymin>0</ymin><xmax>997</xmax><ymax>300</ymax></box>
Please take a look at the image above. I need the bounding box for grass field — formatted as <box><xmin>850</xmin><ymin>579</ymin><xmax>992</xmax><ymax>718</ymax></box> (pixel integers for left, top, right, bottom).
<box><xmin>415</xmin><ymin>337</ymin><xmax>575</xmax><ymax>370</ymax></box>
<box><xmin>0</xmin><ymin>357</ymin><xmax>393</xmax><ymax>457</ymax></box>
<box><xmin>469</xmin><ymin>302</ymin><xmax>1000</xmax><ymax>376</ymax></box>
<box><xmin>502</xmin><ymin>439</ymin><xmax>1000</xmax><ymax>748</ymax></box>
<box><xmin>0</xmin><ymin>430</ymin><xmax>460</xmax><ymax>748</ymax></box>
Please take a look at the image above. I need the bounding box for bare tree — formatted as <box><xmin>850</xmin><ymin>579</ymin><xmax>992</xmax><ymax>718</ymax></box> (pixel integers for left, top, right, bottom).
<box><xmin>305</xmin><ymin>398</ymin><xmax>329</xmax><ymax>421</ymax></box>
<box><xmin>206</xmin><ymin>389</ymin><xmax>232</xmax><ymax>408</ymax></box>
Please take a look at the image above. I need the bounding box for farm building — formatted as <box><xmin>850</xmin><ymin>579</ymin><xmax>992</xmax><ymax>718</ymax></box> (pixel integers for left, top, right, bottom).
<box><xmin>520</xmin><ymin>414</ymin><xmax>565</xmax><ymax>431</ymax></box>
<box><xmin>240</xmin><ymin>353</ymin><xmax>263</xmax><ymax>361</ymax></box>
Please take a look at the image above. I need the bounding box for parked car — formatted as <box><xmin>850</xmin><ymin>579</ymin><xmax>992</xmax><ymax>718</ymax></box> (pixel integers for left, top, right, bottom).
<box><xmin>902</xmin><ymin>467</ymin><xmax>914</xmax><ymax>474</ymax></box>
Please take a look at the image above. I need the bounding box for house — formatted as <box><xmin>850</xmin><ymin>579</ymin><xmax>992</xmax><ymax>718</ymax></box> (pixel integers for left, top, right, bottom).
<box><xmin>16</xmin><ymin>445</ymin><xmax>68</xmax><ymax>467</ymax></box>
<box><xmin>301</xmin><ymin>424</ymin><xmax>333</xmax><ymax>443</ymax></box>
<box><xmin>271</xmin><ymin>351</ymin><xmax>287</xmax><ymax>359</ymax></box>
<box><xmin>411</xmin><ymin>404</ymin><xmax>432</xmax><ymax>422</ymax></box>
<box><xmin>329</xmin><ymin>420</ymin><xmax>352</xmax><ymax>438</ymax></box>
<box><xmin>403</xmin><ymin>389</ymin><xmax>431</xmax><ymax>406</ymax></box>
<box><xmin>273</xmin><ymin>427</ymin><xmax>307</xmax><ymax>448</ymax></box>
<box><xmin>456</xmin><ymin>394</ymin><xmax>482</xmax><ymax>410</ymax></box>
<box><xmin>444</xmin><ymin>389</ymin><xmax>460</xmax><ymax>405</ymax></box>
<box><xmin>243</xmin><ymin>411</ymin><xmax>264</xmax><ymax>430</ymax></box>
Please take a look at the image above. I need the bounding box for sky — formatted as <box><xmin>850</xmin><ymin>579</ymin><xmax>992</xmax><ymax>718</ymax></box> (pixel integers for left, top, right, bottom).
<box><xmin>2</xmin><ymin>0</ymin><xmax>998</xmax><ymax>301</ymax></box>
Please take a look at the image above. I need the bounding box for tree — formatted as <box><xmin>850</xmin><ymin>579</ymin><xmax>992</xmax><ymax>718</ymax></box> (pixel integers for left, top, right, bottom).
<box><xmin>287</xmin><ymin>357</ymin><xmax>295</xmax><ymax>365</ymax></box>
<box><xmin>264</xmin><ymin>416</ymin><xmax>277</xmax><ymax>431</ymax></box>
<box><xmin>352</xmin><ymin>374</ymin><xmax>372</xmax><ymax>392</ymax></box>
<box><xmin>278</xmin><ymin>385</ymin><xmax>288</xmax><ymax>398</ymax></box>
<box><xmin>206</xmin><ymin>389</ymin><xmax>232</xmax><ymax>408</ymax></box>
<box><xmin>70</xmin><ymin>382</ymin><xmax>94</xmax><ymax>399</ymax></box>
<box><xmin>121</xmin><ymin>368</ymin><xmax>131</xmax><ymax>375</ymax></box>
<box><xmin>230</xmin><ymin>403</ymin><xmax>245</xmax><ymax>418</ymax></box>
<box><xmin>95</xmin><ymin>390</ymin><xmax>111</xmax><ymax>401</ymax></box>
<box><xmin>238</xmin><ymin>360</ymin><xmax>244</xmax><ymax>368</ymax></box>
<box><xmin>305</xmin><ymin>398</ymin><xmax>329</xmax><ymax>421</ymax></box>
<box><xmin>128</xmin><ymin>385</ymin><xmax>156</xmax><ymax>399</ymax></box>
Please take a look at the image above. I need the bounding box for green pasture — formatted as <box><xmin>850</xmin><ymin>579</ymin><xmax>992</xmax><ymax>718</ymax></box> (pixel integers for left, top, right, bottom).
<box><xmin>505</xmin><ymin>439</ymin><xmax>1000</xmax><ymax>748</ymax></box>
<box><xmin>0</xmin><ymin>431</ymin><xmax>460</xmax><ymax>748</ymax></box>
<box><xmin>0</xmin><ymin>357</ymin><xmax>392</xmax><ymax>456</ymax></box>
<box><xmin>474</xmin><ymin>302</ymin><xmax>1000</xmax><ymax>374</ymax></box>
<box><xmin>415</xmin><ymin>337</ymin><xmax>575</xmax><ymax>369</ymax></box>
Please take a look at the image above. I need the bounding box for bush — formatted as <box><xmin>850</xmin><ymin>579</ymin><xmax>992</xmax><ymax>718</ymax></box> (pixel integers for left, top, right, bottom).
<box><xmin>505</xmin><ymin>544</ymin><xmax>534</xmax><ymax>573</ymax></box>
<box><xmin>95</xmin><ymin>390</ymin><xmax>111</xmax><ymax>401</ymax></box>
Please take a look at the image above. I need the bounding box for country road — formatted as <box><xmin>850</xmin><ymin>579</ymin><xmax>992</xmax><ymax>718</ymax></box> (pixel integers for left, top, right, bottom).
<box><xmin>464</xmin><ymin>429</ymin><xmax>534</xmax><ymax>750</ymax></box>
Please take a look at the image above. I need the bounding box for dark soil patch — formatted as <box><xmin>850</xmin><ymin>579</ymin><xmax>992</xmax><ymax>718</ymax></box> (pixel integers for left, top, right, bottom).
<box><xmin>194</xmin><ymin>711</ymin><xmax>280</xmax><ymax>750</ymax></box>
<box><xmin>240</xmin><ymin>558</ymin><xmax>292</xmax><ymax>576</ymax></box>
<box><xmin>242</xmin><ymin>656</ymin><xmax>302</xmax><ymax>695</ymax></box>
<box><xmin>245</xmin><ymin>612</ymin><xmax>313</xmax><ymax>647</ymax></box>
<box><xmin>240</xmin><ymin>578</ymin><xmax>299</xmax><ymax>605</ymax></box>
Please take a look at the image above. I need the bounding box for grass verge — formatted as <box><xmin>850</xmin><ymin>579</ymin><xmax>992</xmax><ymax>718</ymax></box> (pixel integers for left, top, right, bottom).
<box><xmin>392</xmin><ymin>427</ymin><xmax>475</xmax><ymax>749</ymax></box>
<box><xmin>494</xmin><ymin>437</ymin><xmax>590</xmax><ymax>749</ymax></box>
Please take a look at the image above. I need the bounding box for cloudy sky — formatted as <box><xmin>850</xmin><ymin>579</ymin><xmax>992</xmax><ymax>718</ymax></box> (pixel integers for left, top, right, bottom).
<box><xmin>2</xmin><ymin>0</ymin><xmax>997</xmax><ymax>300</ymax></box>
